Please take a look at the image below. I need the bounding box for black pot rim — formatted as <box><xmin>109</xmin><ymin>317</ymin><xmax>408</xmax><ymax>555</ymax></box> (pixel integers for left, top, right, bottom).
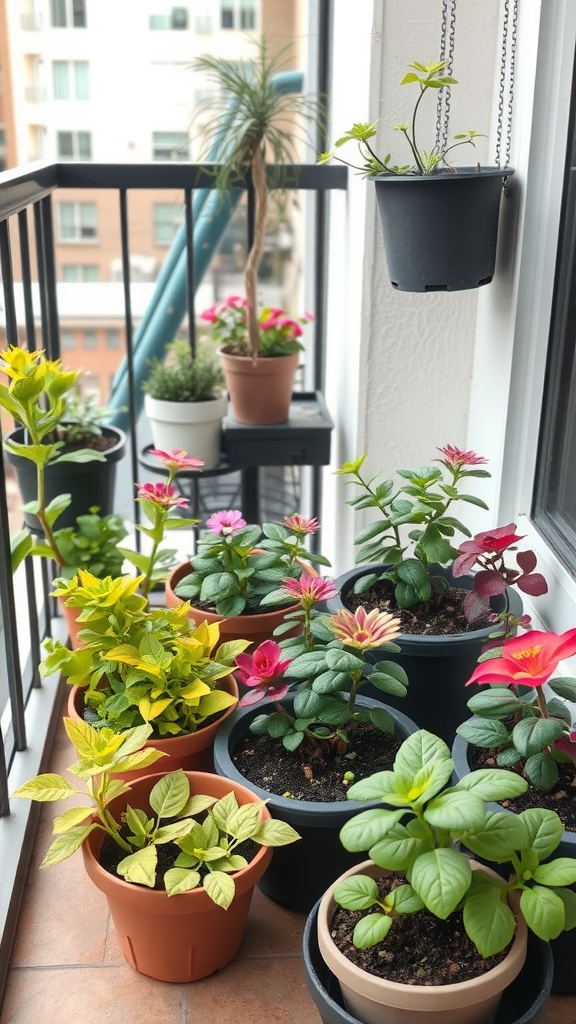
<box><xmin>5</xmin><ymin>423</ymin><xmax>127</xmax><ymax>465</ymax></box>
<box><xmin>213</xmin><ymin>695</ymin><xmax>418</xmax><ymax>824</ymax></box>
<box><xmin>372</xmin><ymin>166</ymin><xmax>515</xmax><ymax>184</ymax></box>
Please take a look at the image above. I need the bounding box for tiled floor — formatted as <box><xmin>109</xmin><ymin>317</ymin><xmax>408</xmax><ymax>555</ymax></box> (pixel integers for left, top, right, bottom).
<box><xmin>1</xmin><ymin>705</ymin><xmax>576</xmax><ymax>1024</ymax></box>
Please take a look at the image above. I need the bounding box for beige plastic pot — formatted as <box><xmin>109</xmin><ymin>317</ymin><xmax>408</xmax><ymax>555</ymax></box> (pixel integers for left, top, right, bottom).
<box><xmin>218</xmin><ymin>347</ymin><xmax>299</xmax><ymax>424</ymax></box>
<box><xmin>317</xmin><ymin>860</ymin><xmax>528</xmax><ymax>1024</ymax></box>
<box><xmin>144</xmin><ymin>392</ymin><xmax>227</xmax><ymax>469</ymax></box>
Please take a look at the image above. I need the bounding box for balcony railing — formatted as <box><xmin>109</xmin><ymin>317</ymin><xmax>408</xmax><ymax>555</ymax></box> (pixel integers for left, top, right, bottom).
<box><xmin>0</xmin><ymin>157</ymin><xmax>347</xmax><ymax>996</ymax></box>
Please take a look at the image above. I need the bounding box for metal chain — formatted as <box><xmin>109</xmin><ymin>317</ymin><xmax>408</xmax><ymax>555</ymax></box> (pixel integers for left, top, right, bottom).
<box><xmin>496</xmin><ymin>0</ymin><xmax>518</xmax><ymax>168</ymax></box>
<box><xmin>435</xmin><ymin>0</ymin><xmax>456</xmax><ymax>155</ymax></box>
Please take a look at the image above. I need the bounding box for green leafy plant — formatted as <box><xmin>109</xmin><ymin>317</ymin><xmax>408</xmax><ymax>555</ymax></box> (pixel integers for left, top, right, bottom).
<box><xmin>52</xmin><ymin>507</ymin><xmax>128</xmax><ymax>581</ymax></box>
<box><xmin>200</xmin><ymin>297</ymin><xmax>312</xmax><ymax>358</ymax></box>
<box><xmin>319</xmin><ymin>60</ymin><xmax>484</xmax><ymax>177</ymax></box>
<box><xmin>60</xmin><ymin>389</ymin><xmax>125</xmax><ymax>445</ymax></box>
<box><xmin>336</xmin><ymin>445</ymin><xmax>491</xmax><ymax>613</ymax></box>
<box><xmin>142</xmin><ymin>339</ymin><xmax>224</xmax><ymax>402</ymax></box>
<box><xmin>42</xmin><ymin>571</ymin><xmax>249</xmax><ymax>736</ymax></box>
<box><xmin>191</xmin><ymin>37</ymin><xmax>323</xmax><ymax>358</ymax></box>
<box><xmin>12</xmin><ymin>718</ymin><xmax>299</xmax><ymax>906</ymax></box>
<box><xmin>174</xmin><ymin>510</ymin><xmax>330</xmax><ymax>616</ymax></box>
<box><xmin>334</xmin><ymin>729</ymin><xmax>576</xmax><ymax>956</ymax></box>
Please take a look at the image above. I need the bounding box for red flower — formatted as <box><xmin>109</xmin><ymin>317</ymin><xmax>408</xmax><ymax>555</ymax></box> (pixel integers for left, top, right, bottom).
<box><xmin>236</xmin><ymin>641</ymin><xmax>291</xmax><ymax>707</ymax></box>
<box><xmin>136</xmin><ymin>482</ymin><xmax>189</xmax><ymax>509</ymax></box>
<box><xmin>466</xmin><ymin>628</ymin><xmax>576</xmax><ymax>688</ymax></box>
<box><xmin>436</xmin><ymin>445</ymin><xmax>488</xmax><ymax>467</ymax></box>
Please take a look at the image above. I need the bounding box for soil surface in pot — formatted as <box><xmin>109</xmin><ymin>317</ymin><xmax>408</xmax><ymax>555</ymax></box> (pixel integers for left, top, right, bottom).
<box><xmin>330</xmin><ymin>873</ymin><xmax>511</xmax><ymax>985</ymax></box>
<box><xmin>344</xmin><ymin>578</ymin><xmax>489</xmax><ymax>637</ymax></box>
<box><xmin>468</xmin><ymin>743</ymin><xmax>576</xmax><ymax>832</ymax></box>
<box><xmin>56</xmin><ymin>433</ymin><xmax>118</xmax><ymax>455</ymax></box>
<box><xmin>232</xmin><ymin>722</ymin><xmax>401</xmax><ymax>802</ymax></box>
<box><xmin>99</xmin><ymin>833</ymin><xmax>258</xmax><ymax>890</ymax></box>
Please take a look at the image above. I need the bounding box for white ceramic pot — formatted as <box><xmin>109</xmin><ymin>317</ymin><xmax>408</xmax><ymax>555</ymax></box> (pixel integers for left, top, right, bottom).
<box><xmin>144</xmin><ymin>392</ymin><xmax>227</xmax><ymax>468</ymax></box>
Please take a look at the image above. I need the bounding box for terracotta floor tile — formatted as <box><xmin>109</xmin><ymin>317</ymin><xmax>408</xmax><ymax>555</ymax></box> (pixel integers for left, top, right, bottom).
<box><xmin>184</xmin><ymin>956</ymin><xmax>320</xmax><ymax>1024</ymax></box>
<box><xmin>546</xmin><ymin>996</ymin><xmax>576</xmax><ymax>1024</ymax></box>
<box><xmin>0</xmin><ymin>966</ymin><xmax>184</xmax><ymax>1024</ymax></box>
<box><xmin>239</xmin><ymin>888</ymin><xmax>307</xmax><ymax>957</ymax></box>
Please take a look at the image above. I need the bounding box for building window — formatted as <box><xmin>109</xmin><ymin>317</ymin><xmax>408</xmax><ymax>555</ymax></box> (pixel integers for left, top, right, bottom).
<box><xmin>149</xmin><ymin>7</ymin><xmax>188</xmax><ymax>29</ymax></box>
<box><xmin>221</xmin><ymin>2</ymin><xmax>234</xmax><ymax>28</ymax></box>
<box><xmin>57</xmin><ymin>202</ymin><xmax>97</xmax><ymax>242</ymax></box>
<box><xmin>106</xmin><ymin>329</ymin><xmax>120</xmax><ymax>349</ymax></box>
<box><xmin>61</xmin><ymin>330</ymin><xmax>75</xmax><ymax>350</ymax></box>
<box><xmin>195</xmin><ymin>14</ymin><xmax>212</xmax><ymax>32</ymax></box>
<box><xmin>52</xmin><ymin>61</ymin><xmax>90</xmax><ymax>100</ymax></box>
<box><xmin>153</xmin><ymin>203</ymin><xmax>184</xmax><ymax>245</ymax></box>
<box><xmin>61</xmin><ymin>264</ymin><xmax>99</xmax><ymax>282</ymax></box>
<box><xmin>220</xmin><ymin>0</ymin><xmax>256</xmax><ymax>30</ymax></box>
<box><xmin>83</xmin><ymin>330</ymin><xmax>97</xmax><ymax>349</ymax></box>
<box><xmin>152</xmin><ymin>132</ymin><xmax>189</xmax><ymax>161</ymax></box>
<box><xmin>50</xmin><ymin>0</ymin><xmax>86</xmax><ymax>27</ymax></box>
<box><xmin>57</xmin><ymin>130</ymin><xmax>92</xmax><ymax>160</ymax></box>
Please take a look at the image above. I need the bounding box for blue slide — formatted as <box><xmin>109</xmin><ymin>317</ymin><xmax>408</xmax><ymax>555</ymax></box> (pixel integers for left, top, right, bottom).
<box><xmin>107</xmin><ymin>70</ymin><xmax>304</xmax><ymax>431</ymax></box>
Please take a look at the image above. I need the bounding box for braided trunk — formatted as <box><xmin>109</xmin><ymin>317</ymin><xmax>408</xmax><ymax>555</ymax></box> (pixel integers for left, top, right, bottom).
<box><xmin>244</xmin><ymin>143</ymin><xmax>268</xmax><ymax>360</ymax></box>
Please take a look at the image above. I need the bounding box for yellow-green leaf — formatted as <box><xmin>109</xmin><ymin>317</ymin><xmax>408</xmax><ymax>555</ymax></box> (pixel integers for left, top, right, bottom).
<box><xmin>12</xmin><ymin>774</ymin><xmax>77</xmax><ymax>802</ymax></box>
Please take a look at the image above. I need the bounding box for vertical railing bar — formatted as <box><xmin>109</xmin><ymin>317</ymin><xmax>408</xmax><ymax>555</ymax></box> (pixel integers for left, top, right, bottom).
<box><xmin>0</xmin><ymin>726</ymin><xmax>10</xmax><ymax>817</ymax></box>
<box><xmin>119</xmin><ymin>188</ymin><xmax>140</xmax><ymax>546</ymax></box>
<box><xmin>184</xmin><ymin>188</ymin><xmax>196</xmax><ymax>359</ymax></box>
<box><xmin>0</xmin><ymin>223</ymin><xmax>18</xmax><ymax>345</ymax></box>
<box><xmin>39</xmin><ymin>197</ymin><xmax>60</xmax><ymax>360</ymax></box>
<box><xmin>33</xmin><ymin>202</ymin><xmax>50</xmax><ymax>353</ymax></box>
<box><xmin>24</xmin><ymin>558</ymin><xmax>41</xmax><ymax>687</ymax></box>
<box><xmin>17</xmin><ymin>211</ymin><xmax>38</xmax><ymax>352</ymax></box>
<box><xmin>0</xmin><ymin>451</ymin><xmax>27</xmax><ymax>751</ymax></box>
<box><xmin>40</xmin><ymin>557</ymin><xmax>52</xmax><ymax>640</ymax></box>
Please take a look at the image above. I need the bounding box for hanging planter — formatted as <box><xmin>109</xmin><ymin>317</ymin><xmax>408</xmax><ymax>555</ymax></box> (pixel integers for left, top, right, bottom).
<box><xmin>373</xmin><ymin>167</ymin><xmax>513</xmax><ymax>292</ymax></box>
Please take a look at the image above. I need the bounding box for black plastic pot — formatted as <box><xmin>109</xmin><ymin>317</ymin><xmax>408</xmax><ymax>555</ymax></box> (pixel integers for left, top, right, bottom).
<box><xmin>373</xmin><ymin>166</ymin><xmax>514</xmax><ymax>292</ymax></box>
<box><xmin>212</xmin><ymin>696</ymin><xmax>418</xmax><ymax>914</ymax></box>
<box><xmin>452</xmin><ymin>731</ymin><xmax>576</xmax><ymax>996</ymax></box>
<box><xmin>303</xmin><ymin>899</ymin><xmax>553</xmax><ymax>1024</ymax></box>
<box><xmin>327</xmin><ymin>564</ymin><xmax>523</xmax><ymax>748</ymax></box>
<box><xmin>5</xmin><ymin>425</ymin><xmax>126</xmax><ymax>531</ymax></box>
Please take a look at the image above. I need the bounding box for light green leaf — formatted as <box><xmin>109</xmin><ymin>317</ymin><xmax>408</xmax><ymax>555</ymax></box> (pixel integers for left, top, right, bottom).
<box><xmin>51</xmin><ymin>806</ymin><xmax>94</xmax><ymax>834</ymax></box>
<box><xmin>40</xmin><ymin>823</ymin><xmax>98</xmax><ymax>867</ymax></box>
<box><xmin>353</xmin><ymin>913</ymin><xmax>392</xmax><ymax>948</ymax></box>
<box><xmin>520</xmin><ymin>885</ymin><xmax>566</xmax><ymax>941</ymax></box>
<box><xmin>453</xmin><ymin>768</ymin><xmax>528</xmax><ymax>801</ymax></box>
<box><xmin>334</xmin><ymin>874</ymin><xmax>379</xmax><ymax>911</ymax></box>
<box><xmin>250</xmin><ymin>818</ymin><xmax>301</xmax><ymax>847</ymax></box>
<box><xmin>533</xmin><ymin>858</ymin><xmax>576</xmax><ymax>887</ymax></box>
<box><xmin>410</xmin><ymin>847</ymin><xmax>471</xmax><ymax>918</ymax></box>
<box><xmin>203</xmin><ymin>870</ymin><xmax>236</xmax><ymax>909</ymax></box>
<box><xmin>117</xmin><ymin>846</ymin><xmax>157</xmax><ymax>888</ymax></box>
<box><xmin>164</xmin><ymin>867</ymin><xmax>201</xmax><ymax>896</ymax></box>
<box><xmin>463</xmin><ymin>885</ymin><xmax>515</xmax><ymax>957</ymax></box>
<box><xmin>340</xmin><ymin>809</ymin><xmax>405</xmax><ymax>853</ymax></box>
<box><xmin>148</xmin><ymin>770</ymin><xmax>190</xmax><ymax>819</ymax></box>
<box><xmin>12</xmin><ymin>774</ymin><xmax>77</xmax><ymax>802</ymax></box>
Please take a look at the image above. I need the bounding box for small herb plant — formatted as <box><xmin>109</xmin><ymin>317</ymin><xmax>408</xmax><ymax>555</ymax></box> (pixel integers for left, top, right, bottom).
<box><xmin>334</xmin><ymin>729</ymin><xmax>576</xmax><ymax>956</ymax></box>
<box><xmin>174</xmin><ymin>511</ymin><xmax>331</xmax><ymax>616</ymax></box>
<box><xmin>60</xmin><ymin>389</ymin><xmax>123</xmax><ymax>445</ymax></box>
<box><xmin>42</xmin><ymin>572</ymin><xmax>249</xmax><ymax>736</ymax></box>
<box><xmin>319</xmin><ymin>60</ymin><xmax>484</xmax><ymax>177</ymax></box>
<box><xmin>13</xmin><ymin>718</ymin><xmax>300</xmax><ymax>906</ymax></box>
<box><xmin>459</xmin><ymin>628</ymin><xmax>576</xmax><ymax>792</ymax></box>
<box><xmin>142</xmin><ymin>340</ymin><xmax>224</xmax><ymax>403</ymax></box>
<box><xmin>336</xmin><ymin>445</ymin><xmax>491</xmax><ymax>613</ymax></box>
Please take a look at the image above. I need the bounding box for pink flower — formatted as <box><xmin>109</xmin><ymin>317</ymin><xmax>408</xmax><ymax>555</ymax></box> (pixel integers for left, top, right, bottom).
<box><xmin>206</xmin><ymin>509</ymin><xmax>247</xmax><ymax>536</ymax></box>
<box><xmin>437</xmin><ymin>445</ymin><xmax>488</xmax><ymax>467</ymax></box>
<box><xmin>281</xmin><ymin>576</ymin><xmax>339</xmax><ymax>608</ymax></box>
<box><xmin>466</xmin><ymin>628</ymin><xmax>576</xmax><ymax>688</ymax></box>
<box><xmin>304</xmin><ymin>311</ymin><xmax>315</xmax><ymax>322</ymax></box>
<box><xmin>149</xmin><ymin>448</ymin><xmax>204</xmax><ymax>472</ymax></box>
<box><xmin>327</xmin><ymin>606</ymin><xmax>402</xmax><ymax>651</ymax></box>
<box><xmin>200</xmin><ymin>305</ymin><xmax>218</xmax><ymax>323</ymax></box>
<box><xmin>281</xmin><ymin>514</ymin><xmax>319</xmax><ymax>536</ymax></box>
<box><xmin>453</xmin><ymin>524</ymin><xmax>525</xmax><ymax>578</ymax></box>
<box><xmin>136</xmin><ymin>482</ymin><xmax>189</xmax><ymax>509</ymax></box>
<box><xmin>225</xmin><ymin>295</ymin><xmax>248</xmax><ymax>309</ymax></box>
<box><xmin>236</xmin><ymin>641</ymin><xmax>291</xmax><ymax>707</ymax></box>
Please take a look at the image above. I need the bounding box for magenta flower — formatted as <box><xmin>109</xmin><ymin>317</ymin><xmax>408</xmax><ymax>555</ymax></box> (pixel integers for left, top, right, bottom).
<box><xmin>200</xmin><ymin>305</ymin><xmax>218</xmax><ymax>323</ymax></box>
<box><xmin>236</xmin><ymin>641</ymin><xmax>291</xmax><ymax>707</ymax></box>
<box><xmin>281</xmin><ymin>514</ymin><xmax>320</xmax><ymax>536</ymax></box>
<box><xmin>225</xmin><ymin>295</ymin><xmax>248</xmax><ymax>309</ymax></box>
<box><xmin>206</xmin><ymin>509</ymin><xmax>247</xmax><ymax>536</ymax></box>
<box><xmin>281</xmin><ymin>576</ymin><xmax>338</xmax><ymax>608</ymax></box>
<box><xmin>453</xmin><ymin>524</ymin><xmax>526</xmax><ymax>578</ymax></box>
<box><xmin>149</xmin><ymin>448</ymin><xmax>204</xmax><ymax>472</ymax></box>
<box><xmin>437</xmin><ymin>445</ymin><xmax>488</xmax><ymax>467</ymax></box>
<box><xmin>136</xmin><ymin>482</ymin><xmax>189</xmax><ymax>509</ymax></box>
<box><xmin>327</xmin><ymin>606</ymin><xmax>401</xmax><ymax>651</ymax></box>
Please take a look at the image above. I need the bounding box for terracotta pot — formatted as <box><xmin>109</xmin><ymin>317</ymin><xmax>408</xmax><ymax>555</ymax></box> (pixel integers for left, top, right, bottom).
<box><xmin>82</xmin><ymin>769</ymin><xmax>273</xmax><ymax>982</ymax></box>
<box><xmin>165</xmin><ymin>558</ymin><xmax>317</xmax><ymax>651</ymax></box>
<box><xmin>58</xmin><ymin>598</ymin><xmax>83</xmax><ymax>650</ymax></box>
<box><xmin>218</xmin><ymin>347</ymin><xmax>299</xmax><ymax>424</ymax></box>
<box><xmin>67</xmin><ymin>673</ymin><xmax>239</xmax><ymax>777</ymax></box>
<box><xmin>317</xmin><ymin>860</ymin><xmax>528</xmax><ymax>1024</ymax></box>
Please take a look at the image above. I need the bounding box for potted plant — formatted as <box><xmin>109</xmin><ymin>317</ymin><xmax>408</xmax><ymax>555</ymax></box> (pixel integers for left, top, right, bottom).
<box><xmin>327</xmin><ymin>446</ymin><xmax>546</xmax><ymax>744</ymax></box>
<box><xmin>314</xmin><ymin>729</ymin><xmax>575</xmax><ymax>1024</ymax></box>
<box><xmin>453</xmin><ymin>626</ymin><xmax>576</xmax><ymax>993</ymax></box>
<box><xmin>320</xmin><ymin>59</ymin><xmax>514</xmax><ymax>293</ymax></box>
<box><xmin>166</xmin><ymin>509</ymin><xmax>331</xmax><ymax>648</ymax></box>
<box><xmin>12</xmin><ymin>717</ymin><xmax>300</xmax><ymax>982</ymax></box>
<box><xmin>43</xmin><ymin>570</ymin><xmax>251</xmax><ymax>775</ymax></box>
<box><xmin>191</xmin><ymin>38</ymin><xmax>321</xmax><ymax>424</ymax></box>
<box><xmin>142</xmin><ymin>338</ymin><xmax>227</xmax><ymax>469</ymax></box>
<box><xmin>213</xmin><ymin>578</ymin><xmax>419</xmax><ymax>912</ymax></box>
<box><xmin>0</xmin><ymin>347</ymin><xmax>126</xmax><ymax>532</ymax></box>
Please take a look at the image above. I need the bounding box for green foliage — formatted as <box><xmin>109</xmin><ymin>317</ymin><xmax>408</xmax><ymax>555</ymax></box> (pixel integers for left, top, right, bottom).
<box><xmin>43</xmin><ymin>571</ymin><xmax>249</xmax><ymax>736</ymax></box>
<box><xmin>142</xmin><ymin>340</ymin><xmax>223</xmax><ymax>402</ymax></box>
<box><xmin>321</xmin><ymin>60</ymin><xmax>485</xmax><ymax>178</ymax></box>
<box><xmin>12</xmin><ymin>719</ymin><xmax>299</xmax><ymax>905</ymax></box>
<box><xmin>334</xmin><ymin>729</ymin><xmax>576</xmax><ymax>957</ymax></box>
<box><xmin>60</xmin><ymin>389</ymin><xmax>124</xmax><ymax>445</ymax></box>
<box><xmin>52</xmin><ymin>508</ymin><xmax>128</xmax><ymax>580</ymax></box>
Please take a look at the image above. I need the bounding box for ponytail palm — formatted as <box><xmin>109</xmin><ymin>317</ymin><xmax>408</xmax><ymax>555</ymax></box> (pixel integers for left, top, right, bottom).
<box><xmin>191</xmin><ymin>37</ymin><xmax>323</xmax><ymax>359</ymax></box>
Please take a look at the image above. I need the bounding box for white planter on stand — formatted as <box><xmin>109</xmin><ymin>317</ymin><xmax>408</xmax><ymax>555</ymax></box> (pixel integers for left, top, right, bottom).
<box><xmin>144</xmin><ymin>392</ymin><xmax>227</xmax><ymax>469</ymax></box>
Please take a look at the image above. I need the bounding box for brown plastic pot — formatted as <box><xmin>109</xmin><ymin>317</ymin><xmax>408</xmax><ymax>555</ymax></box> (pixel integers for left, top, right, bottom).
<box><xmin>317</xmin><ymin>860</ymin><xmax>528</xmax><ymax>1024</ymax></box>
<box><xmin>82</xmin><ymin>769</ymin><xmax>273</xmax><ymax>982</ymax></box>
<box><xmin>219</xmin><ymin>347</ymin><xmax>299</xmax><ymax>424</ymax></box>
<box><xmin>67</xmin><ymin>673</ymin><xmax>239</xmax><ymax>777</ymax></box>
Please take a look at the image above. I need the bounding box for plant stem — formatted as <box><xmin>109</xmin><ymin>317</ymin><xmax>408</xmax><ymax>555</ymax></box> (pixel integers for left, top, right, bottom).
<box><xmin>245</xmin><ymin>143</ymin><xmax>267</xmax><ymax>360</ymax></box>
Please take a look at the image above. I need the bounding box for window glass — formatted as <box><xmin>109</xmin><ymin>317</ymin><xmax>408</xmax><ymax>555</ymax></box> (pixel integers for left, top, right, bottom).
<box><xmin>52</xmin><ymin>61</ymin><xmax>69</xmax><ymax>99</ymax></box>
<box><xmin>106</xmin><ymin>330</ymin><xmax>120</xmax><ymax>349</ymax></box>
<box><xmin>221</xmin><ymin>2</ymin><xmax>234</xmax><ymax>29</ymax></box>
<box><xmin>74</xmin><ymin>62</ymin><xmax>90</xmax><ymax>100</ymax></box>
<box><xmin>83</xmin><ymin>330</ymin><xmax>97</xmax><ymax>349</ymax></box>
<box><xmin>152</xmin><ymin>131</ymin><xmax>189</xmax><ymax>161</ymax></box>
<box><xmin>149</xmin><ymin>14</ymin><xmax>169</xmax><ymax>29</ymax></box>
<box><xmin>72</xmin><ymin>0</ymin><xmax>86</xmax><ymax>27</ymax></box>
<box><xmin>50</xmin><ymin>0</ymin><xmax>66</xmax><ymax>26</ymax></box>
<box><xmin>61</xmin><ymin>330</ymin><xmax>75</xmax><ymax>349</ymax></box>
<box><xmin>57</xmin><ymin>201</ymin><xmax>97</xmax><ymax>241</ymax></box>
<box><xmin>57</xmin><ymin>131</ymin><xmax>73</xmax><ymax>158</ymax></box>
<box><xmin>62</xmin><ymin>264</ymin><xmax>99</xmax><ymax>282</ymax></box>
<box><xmin>153</xmin><ymin>202</ymin><xmax>184</xmax><ymax>245</ymax></box>
<box><xmin>171</xmin><ymin>7</ymin><xmax>188</xmax><ymax>29</ymax></box>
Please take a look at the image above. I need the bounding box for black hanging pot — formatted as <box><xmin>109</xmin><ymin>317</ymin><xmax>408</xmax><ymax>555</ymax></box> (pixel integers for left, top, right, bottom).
<box><xmin>5</xmin><ymin>424</ymin><xmax>126</xmax><ymax>532</ymax></box>
<box><xmin>373</xmin><ymin>166</ymin><xmax>514</xmax><ymax>292</ymax></box>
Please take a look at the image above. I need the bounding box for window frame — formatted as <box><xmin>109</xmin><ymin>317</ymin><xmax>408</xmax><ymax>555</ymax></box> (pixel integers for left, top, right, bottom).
<box><xmin>57</xmin><ymin>201</ymin><xmax>98</xmax><ymax>243</ymax></box>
